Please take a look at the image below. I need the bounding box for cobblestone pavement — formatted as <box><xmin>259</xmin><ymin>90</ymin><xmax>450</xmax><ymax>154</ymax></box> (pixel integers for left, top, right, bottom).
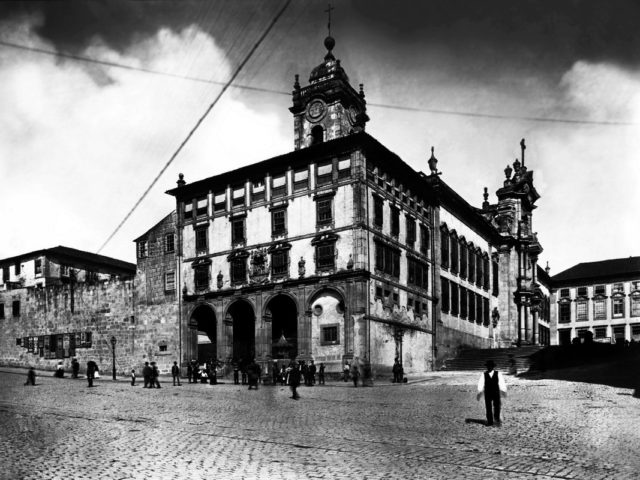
<box><xmin>1</xmin><ymin>369</ymin><xmax>639</xmax><ymax>480</ymax></box>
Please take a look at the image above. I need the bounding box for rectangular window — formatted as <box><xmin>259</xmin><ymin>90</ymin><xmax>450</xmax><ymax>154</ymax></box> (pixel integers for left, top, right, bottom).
<box><xmin>375</xmin><ymin>242</ymin><xmax>400</xmax><ymax>278</ymax></box>
<box><xmin>613</xmin><ymin>283</ymin><xmax>624</xmax><ymax>294</ymax></box>
<box><xmin>0</xmin><ymin>304</ymin><xmax>4</xmax><ymax>319</ymax></box>
<box><xmin>441</xmin><ymin>277</ymin><xmax>450</xmax><ymax>313</ymax></box>
<box><xmin>595</xmin><ymin>285</ymin><xmax>605</xmax><ymax>296</ymax></box>
<box><xmin>321</xmin><ymin>325</ymin><xmax>339</xmax><ymax>345</ymax></box>
<box><xmin>559</xmin><ymin>303</ymin><xmax>571</xmax><ymax>323</ymax></box>
<box><xmin>194</xmin><ymin>266</ymin><xmax>209</xmax><ymax>290</ymax></box>
<box><xmin>137</xmin><ymin>241</ymin><xmax>147</xmax><ymax>259</ymax></box>
<box><xmin>475</xmin><ymin>253</ymin><xmax>483</xmax><ymax>287</ymax></box>
<box><xmin>441</xmin><ymin>232</ymin><xmax>449</xmax><ymax>269</ymax></box>
<box><xmin>406</xmin><ymin>216</ymin><xmax>416</xmax><ymax>247</ymax></box>
<box><xmin>316</xmin><ymin>198</ymin><xmax>333</xmax><ymax>226</ymax></box>
<box><xmin>476</xmin><ymin>293</ymin><xmax>483</xmax><ymax>324</ymax></box>
<box><xmin>492</xmin><ymin>260</ymin><xmax>499</xmax><ymax>295</ymax></box>
<box><xmin>165</xmin><ymin>234</ymin><xmax>175</xmax><ymax>254</ymax></box>
<box><xmin>14</xmin><ymin>262</ymin><xmax>20</xmax><ymax>275</ymax></box>
<box><xmin>560</xmin><ymin>288</ymin><xmax>570</xmax><ymax>298</ymax></box>
<box><xmin>317</xmin><ymin>161</ymin><xmax>333</xmax><ymax>186</ymax></box>
<box><xmin>460</xmin><ymin>286</ymin><xmax>468</xmax><ymax>319</ymax></box>
<box><xmin>451</xmin><ymin>283</ymin><xmax>459</xmax><ymax>316</ymax></box>
<box><xmin>595</xmin><ymin>327</ymin><xmax>607</xmax><ymax>339</ymax></box>
<box><xmin>214</xmin><ymin>191</ymin><xmax>226</xmax><ymax>212</ymax></box>
<box><xmin>231</xmin><ymin>218</ymin><xmax>245</xmax><ymax>244</ymax></box>
<box><xmin>293</xmin><ymin>168</ymin><xmax>308</xmax><ymax>192</ymax></box>
<box><xmin>577</xmin><ymin>286</ymin><xmax>587</xmax><ymax>297</ymax></box>
<box><xmin>390</xmin><ymin>207</ymin><xmax>400</xmax><ymax>237</ymax></box>
<box><xmin>12</xmin><ymin>300</ymin><xmax>20</xmax><ymax>317</ymax></box>
<box><xmin>468</xmin><ymin>291</ymin><xmax>475</xmax><ymax>322</ymax></box>
<box><xmin>165</xmin><ymin>272</ymin><xmax>176</xmax><ymax>291</ymax></box>
<box><xmin>196</xmin><ymin>196</ymin><xmax>208</xmax><ymax>216</ymax></box>
<box><xmin>2</xmin><ymin>266</ymin><xmax>9</xmax><ymax>283</ymax></box>
<box><xmin>183</xmin><ymin>201</ymin><xmax>193</xmax><ymax>220</ymax></box>
<box><xmin>251</xmin><ymin>180</ymin><xmax>265</xmax><ymax>203</ymax></box>
<box><xmin>232</xmin><ymin>186</ymin><xmax>245</xmax><ymax>208</ymax></box>
<box><xmin>483</xmin><ymin>297</ymin><xmax>490</xmax><ymax>326</ymax></box>
<box><xmin>631</xmin><ymin>324</ymin><xmax>640</xmax><ymax>336</ymax></box>
<box><xmin>316</xmin><ymin>243</ymin><xmax>335</xmax><ymax>270</ymax></box>
<box><xmin>483</xmin><ymin>256</ymin><xmax>490</xmax><ymax>291</ymax></box>
<box><xmin>35</xmin><ymin>259</ymin><xmax>42</xmax><ymax>275</ymax></box>
<box><xmin>337</xmin><ymin>158</ymin><xmax>351</xmax><ymax>180</ymax></box>
<box><xmin>632</xmin><ymin>295</ymin><xmax>640</xmax><ymax>317</ymax></box>
<box><xmin>272</xmin><ymin>209</ymin><xmax>287</xmax><ymax>236</ymax></box>
<box><xmin>272</xmin><ymin>173</ymin><xmax>287</xmax><ymax>198</ymax></box>
<box><xmin>271</xmin><ymin>250</ymin><xmax>289</xmax><ymax>277</ymax></box>
<box><xmin>576</xmin><ymin>300</ymin><xmax>588</xmax><ymax>321</ymax></box>
<box><xmin>230</xmin><ymin>258</ymin><xmax>247</xmax><ymax>284</ymax></box>
<box><xmin>420</xmin><ymin>225</ymin><xmax>429</xmax><ymax>255</ymax></box>
<box><xmin>612</xmin><ymin>297</ymin><xmax>624</xmax><ymax>317</ymax></box>
<box><xmin>407</xmin><ymin>258</ymin><xmax>428</xmax><ymax>289</ymax></box>
<box><xmin>594</xmin><ymin>299</ymin><xmax>606</xmax><ymax>320</ymax></box>
<box><xmin>373</xmin><ymin>196</ymin><xmax>383</xmax><ymax>228</ymax></box>
<box><xmin>195</xmin><ymin>228</ymin><xmax>208</xmax><ymax>252</ymax></box>
<box><xmin>632</xmin><ymin>281</ymin><xmax>640</xmax><ymax>291</ymax></box>
<box><xmin>468</xmin><ymin>249</ymin><xmax>475</xmax><ymax>283</ymax></box>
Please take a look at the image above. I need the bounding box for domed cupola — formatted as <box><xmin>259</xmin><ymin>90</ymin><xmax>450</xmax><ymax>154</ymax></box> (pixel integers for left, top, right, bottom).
<box><xmin>290</xmin><ymin>35</ymin><xmax>369</xmax><ymax>150</ymax></box>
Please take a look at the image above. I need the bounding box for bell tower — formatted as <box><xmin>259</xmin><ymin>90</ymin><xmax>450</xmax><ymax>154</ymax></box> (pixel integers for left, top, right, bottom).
<box><xmin>290</xmin><ymin>31</ymin><xmax>369</xmax><ymax>150</ymax></box>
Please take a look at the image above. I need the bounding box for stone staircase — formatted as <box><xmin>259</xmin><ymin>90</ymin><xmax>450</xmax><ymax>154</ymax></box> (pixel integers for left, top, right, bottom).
<box><xmin>441</xmin><ymin>345</ymin><xmax>543</xmax><ymax>372</ymax></box>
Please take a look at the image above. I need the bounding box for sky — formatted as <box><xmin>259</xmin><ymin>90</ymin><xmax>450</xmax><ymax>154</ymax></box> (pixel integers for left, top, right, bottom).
<box><xmin>0</xmin><ymin>0</ymin><xmax>638</xmax><ymax>275</ymax></box>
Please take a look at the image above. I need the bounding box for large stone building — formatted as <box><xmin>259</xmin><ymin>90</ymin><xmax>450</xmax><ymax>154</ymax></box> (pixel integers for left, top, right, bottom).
<box><xmin>550</xmin><ymin>257</ymin><xmax>640</xmax><ymax>345</ymax></box>
<box><xmin>142</xmin><ymin>35</ymin><xmax>548</xmax><ymax>376</ymax></box>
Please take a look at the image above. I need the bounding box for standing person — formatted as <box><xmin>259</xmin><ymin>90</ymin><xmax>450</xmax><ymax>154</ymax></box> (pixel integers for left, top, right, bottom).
<box><xmin>71</xmin><ymin>358</ymin><xmax>80</xmax><ymax>379</ymax></box>
<box><xmin>142</xmin><ymin>362</ymin><xmax>152</xmax><ymax>388</ymax></box>
<box><xmin>309</xmin><ymin>360</ymin><xmax>317</xmax><ymax>386</ymax></box>
<box><xmin>272</xmin><ymin>360</ymin><xmax>278</xmax><ymax>385</ymax></box>
<box><xmin>171</xmin><ymin>361</ymin><xmax>181</xmax><ymax>386</ymax></box>
<box><xmin>86</xmin><ymin>360</ymin><xmax>98</xmax><ymax>387</ymax></box>
<box><xmin>187</xmin><ymin>362</ymin><xmax>193</xmax><ymax>384</ymax></box>
<box><xmin>240</xmin><ymin>358</ymin><xmax>248</xmax><ymax>385</ymax></box>
<box><xmin>350</xmin><ymin>361</ymin><xmax>360</xmax><ymax>388</ymax></box>
<box><xmin>247</xmin><ymin>359</ymin><xmax>261</xmax><ymax>390</ymax></box>
<box><xmin>477</xmin><ymin>360</ymin><xmax>507</xmax><ymax>426</ymax></box>
<box><xmin>392</xmin><ymin>358</ymin><xmax>402</xmax><ymax>383</ymax></box>
<box><xmin>130</xmin><ymin>369</ymin><xmax>136</xmax><ymax>386</ymax></box>
<box><xmin>343</xmin><ymin>362</ymin><xmax>350</xmax><ymax>382</ymax></box>
<box><xmin>24</xmin><ymin>367</ymin><xmax>36</xmax><ymax>386</ymax></box>
<box><xmin>233</xmin><ymin>360</ymin><xmax>240</xmax><ymax>385</ymax></box>
<box><xmin>301</xmin><ymin>361</ymin><xmax>309</xmax><ymax>386</ymax></box>
<box><xmin>151</xmin><ymin>362</ymin><xmax>161</xmax><ymax>388</ymax></box>
<box><xmin>318</xmin><ymin>362</ymin><xmax>325</xmax><ymax>385</ymax></box>
<box><xmin>54</xmin><ymin>361</ymin><xmax>65</xmax><ymax>378</ymax></box>
<box><xmin>288</xmin><ymin>361</ymin><xmax>301</xmax><ymax>400</ymax></box>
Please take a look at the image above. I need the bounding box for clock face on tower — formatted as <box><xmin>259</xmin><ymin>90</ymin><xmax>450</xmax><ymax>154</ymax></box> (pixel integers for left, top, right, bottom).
<box><xmin>306</xmin><ymin>99</ymin><xmax>327</xmax><ymax>122</ymax></box>
<box><xmin>347</xmin><ymin>105</ymin><xmax>359</xmax><ymax>124</ymax></box>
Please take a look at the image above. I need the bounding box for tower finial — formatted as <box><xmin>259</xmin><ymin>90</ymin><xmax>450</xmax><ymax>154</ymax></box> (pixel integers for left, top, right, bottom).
<box><xmin>520</xmin><ymin>138</ymin><xmax>526</xmax><ymax>167</ymax></box>
<box><xmin>325</xmin><ymin>3</ymin><xmax>334</xmax><ymax>37</ymax></box>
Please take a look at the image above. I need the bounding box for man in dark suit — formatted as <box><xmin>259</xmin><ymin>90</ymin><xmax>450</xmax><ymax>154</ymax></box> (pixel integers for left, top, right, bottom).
<box><xmin>477</xmin><ymin>360</ymin><xmax>507</xmax><ymax>426</ymax></box>
<box><xmin>86</xmin><ymin>360</ymin><xmax>98</xmax><ymax>387</ymax></box>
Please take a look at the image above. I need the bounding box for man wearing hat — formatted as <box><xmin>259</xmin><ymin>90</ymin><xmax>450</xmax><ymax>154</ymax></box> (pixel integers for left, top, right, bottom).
<box><xmin>477</xmin><ymin>359</ymin><xmax>507</xmax><ymax>426</ymax></box>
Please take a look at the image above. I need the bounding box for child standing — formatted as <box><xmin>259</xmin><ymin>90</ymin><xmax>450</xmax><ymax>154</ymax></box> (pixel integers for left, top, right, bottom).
<box><xmin>130</xmin><ymin>369</ymin><xmax>136</xmax><ymax>386</ymax></box>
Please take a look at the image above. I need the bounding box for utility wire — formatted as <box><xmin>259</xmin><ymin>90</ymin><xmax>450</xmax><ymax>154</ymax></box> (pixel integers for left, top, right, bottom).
<box><xmin>1</xmin><ymin>38</ymin><xmax>637</xmax><ymax>127</ymax></box>
<box><xmin>96</xmin><ymin>0</ymin><xmax>292</xmax><ymax>254</ymax></box>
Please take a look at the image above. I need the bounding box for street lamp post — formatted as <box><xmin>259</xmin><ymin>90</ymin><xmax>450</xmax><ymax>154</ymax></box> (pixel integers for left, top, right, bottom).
<box><xmin>110</xmin><ymin>336</ymin><xmax>117</xmax><ymax>381</ymax></box>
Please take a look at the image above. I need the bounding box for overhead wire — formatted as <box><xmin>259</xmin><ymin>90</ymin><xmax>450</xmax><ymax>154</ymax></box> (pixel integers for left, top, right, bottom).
<box><xmin>0</xmin><ymin>38</ymin><xmax>636</xmax><ymax>127</ymax></box>
<box><xmin>96</xmin><ymin>0</ymin><xmax>292</xmax><ymax>253</ymax></box>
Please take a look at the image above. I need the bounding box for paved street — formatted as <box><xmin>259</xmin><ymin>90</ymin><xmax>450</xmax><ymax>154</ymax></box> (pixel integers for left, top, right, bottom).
<box><xmin>1</xmin><ymin>369</ymin><xmax>639</xmax><ymax>480</ymax></box>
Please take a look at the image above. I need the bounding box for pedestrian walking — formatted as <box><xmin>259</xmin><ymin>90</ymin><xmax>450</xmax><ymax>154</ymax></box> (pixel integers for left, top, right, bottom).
<box><xmin>247</xmin><ymin>359</ymin><xmax>261</xmax><ymax>390</ymax></box>
<box><xmin>142</xmin><ymin>361</ymin><xmax>152</xmax><ymax>388</ymax></box>
<box><xmin>86</xmin><ymin>360</ymin><xmax>98</xmax><ymax>387</ymax></box>
<box><xmin>477</xmin><ymin>359</ymin><xmax>507</xmax><ymax>426</ymax></box>
<box><xmin>289</xmin><ymin>361</ymin><xmax>301</xmax><ymax>400</ymax></box>
<box><xmin>71</xmin><ymin>358</ymin><xmax>80</xmax><ymax>379</ymax></box>
<box><xmin>24</xmin><ymin>367</ymin><xmax>36</xmax><ymax>386</ymax></box>
<box><xmin>172</xmin><ymin>361</ymin><xmax>181</xmax><ymax>386</ymax></box>
<box><xmin>130</xmin><ymin>369</ymin><xmax>136</xmax><ymax>386</ymax></box>
<box><xmin>350</xmin><ymin>362</ymin><xmax>360</xmax><ymax>388</ymax></box>
<box><xmin>187</xmin><ymin>362</ymin><xmax>193</xmax><ymax>384</ymax></box>
<box><xmin>151</xmin><ymin>362</ymin><xmax>161</xmax><ymax>388</ymax></box>
<box><xmin>318</xmin><ymin>362</ymin><xmax>325</xmax><ymax>385</ymax></box>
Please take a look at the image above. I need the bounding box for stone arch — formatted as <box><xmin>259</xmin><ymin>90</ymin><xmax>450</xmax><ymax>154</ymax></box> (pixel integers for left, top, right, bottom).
<box><xmin>226</xmin><ymin>299</ymin><xmax>255</xmax><ymax>362</ymax></box>
<box><xmin>311</xmin><ymin>125</ymin><xmax>324</xmax><ymax>145</ymax></box>
<box><xmin>265</xmin><ymin>293</ymin><xmax>299</xmax><ymax>360</ymax></box>
<box><xmin>188</xmin><ymin>303</ymin><xmax>217</xmax><ymax>364</ymax></box>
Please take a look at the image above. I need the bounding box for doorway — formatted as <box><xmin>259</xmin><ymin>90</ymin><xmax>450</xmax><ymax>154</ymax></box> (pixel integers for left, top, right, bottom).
<box><xmin>228</xmin><ymin>300</ymin><xmax>255</xmax><ymax>362</ymax></box>
<box><xmin>268</xmin><ymin>294</ymin><xmax>298</xmax><ymax>360</ymax></box>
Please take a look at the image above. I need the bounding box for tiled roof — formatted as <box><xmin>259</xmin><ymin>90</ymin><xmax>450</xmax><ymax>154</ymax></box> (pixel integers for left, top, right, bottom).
<box><xmin>552</xmin><ymin>256</ymin><xmax>640</xmax><ymax>285</ymax></box>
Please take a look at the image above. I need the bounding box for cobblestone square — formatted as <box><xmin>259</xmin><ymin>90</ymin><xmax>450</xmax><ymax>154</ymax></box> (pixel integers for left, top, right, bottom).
<box><xmin>1</xmin><ymin>370</ymin><xmax>639</xmax><ymax>480</ymax></box>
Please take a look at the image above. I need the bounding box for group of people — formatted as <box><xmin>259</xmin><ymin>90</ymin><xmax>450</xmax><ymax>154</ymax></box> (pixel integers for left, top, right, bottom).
<box><xmin>186</xmin><ymin>358</ymin><xmax>220</xmax><ymax>385</ymax></box>
<box><xmin>271</xmin><ymin>359</ymin><xmax>325</xmax><ymax>387</ymax></box>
